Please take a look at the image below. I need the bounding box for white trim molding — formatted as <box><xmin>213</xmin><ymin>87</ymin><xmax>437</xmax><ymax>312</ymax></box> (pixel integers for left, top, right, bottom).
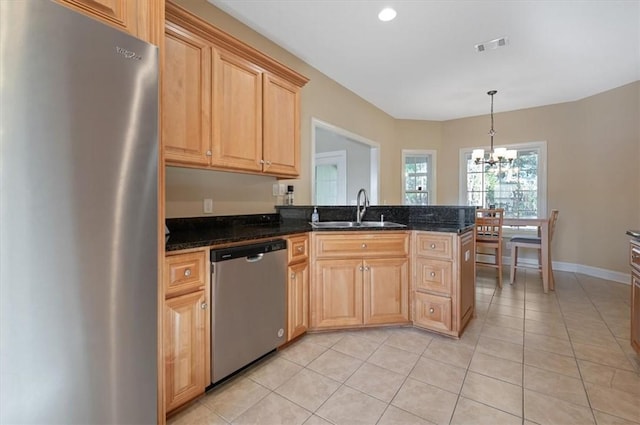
<box><xmin>477</xmin><ymin>254</ymin><xmax>631</xmax><ymax>285</ymax></box>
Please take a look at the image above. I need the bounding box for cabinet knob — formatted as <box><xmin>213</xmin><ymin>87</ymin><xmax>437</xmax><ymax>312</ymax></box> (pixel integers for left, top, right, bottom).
<box><xmin>291</xmin><ymin>273</ymin><xmax>296</xmax><ymax>280</ymax></box>
<box><xmin>430</xmin><ymin>271</ymin><xmax>436</xmax><ymax>277</ymax></box>
<box><xmin>296</xmin><ymin>246</ymin><xmax>304</xmax><ymax>253</ymax></box>
<box><xmin>184</xmin><ymin>268</ymin><xmax>191</xmax><ymax>277</ymax></box>
<box><xmin>429</xmin><ymin>308</ymin><xmax>435</xmax><ymax>314</ymax></box>
<box><xmin>359</xmin><ymin>265</ymin><xmax>364</xmax><ymax>271</ymax></box>
<box><xmin>266</xmin><ymin>160</ymin><xmax>272</xmax><ymax>166</ymax></box>
<box><xmin>430</xmin><ymin>243</ymin><xmax>436</xmax><ymax>249</ymax></box>
<box><xmin>259</xmin><ymin>159</ymin><xmax>265</xmax><ymax>164</ymax></box>
<box><xmin>361</xmin><ymin>243</ymin><xmax>367</xmax><ymax>249</ymax></box>
<box><xmin>365</xmin><ymin>266</ymin><xmax>370</xmax><ymax>271</ymax></box>
<box><xmin>206</xmin><ymin>150</ymin><xmax>212</xmax><ymax>157</ymax></box>
<box><xmin>201</xmin><ymin>302</ymin><xmax>208</xmax><ymax>310</ymax></box>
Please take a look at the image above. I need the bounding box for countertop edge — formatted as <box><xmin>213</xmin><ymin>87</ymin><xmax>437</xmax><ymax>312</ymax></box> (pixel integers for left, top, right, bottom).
<box><xmin>165</xmin><ymin>223</ymin><xmax>475</xmax><ymax>252</ymax></box>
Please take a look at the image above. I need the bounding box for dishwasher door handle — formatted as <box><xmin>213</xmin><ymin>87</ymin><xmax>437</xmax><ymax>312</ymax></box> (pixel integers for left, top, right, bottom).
<box><xmin>246</xmin><ymin>253</ymin><xmax>264</xmax><ymax>263</ymax></box>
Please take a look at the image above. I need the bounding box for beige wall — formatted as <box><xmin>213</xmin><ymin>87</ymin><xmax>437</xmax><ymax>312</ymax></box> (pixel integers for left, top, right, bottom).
<box><xmin>440</xmin><ymin>82</ymin><xmax>640</xmax><ymax>273</ymax></box>
<box><xmin>165</xmin><ymin>1</ymin><xmax>640</xmax><ymax>274</ymax></box>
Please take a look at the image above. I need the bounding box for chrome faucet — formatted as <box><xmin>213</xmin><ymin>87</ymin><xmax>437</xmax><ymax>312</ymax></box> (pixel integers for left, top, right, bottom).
<box><xmin>356</xmin><ymin>188</ymin><xmax>369</xmax><ymax>224</ymax></box>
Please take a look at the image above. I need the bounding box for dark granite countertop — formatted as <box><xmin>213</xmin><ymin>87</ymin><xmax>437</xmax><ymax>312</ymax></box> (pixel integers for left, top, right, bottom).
<box><xmin>627</xmin><ymin>230</ymin><xmax>640</xmax><ymax>239</ymax></box>
<box><xmin>165</xmin><ymin>206</ymin><xmax>476</xmax><ymax>252</ymax></box>
<box><xmin>165</xmin><ymin>220</ymin><xmax>311</xmax><ymax>251</ymax></box>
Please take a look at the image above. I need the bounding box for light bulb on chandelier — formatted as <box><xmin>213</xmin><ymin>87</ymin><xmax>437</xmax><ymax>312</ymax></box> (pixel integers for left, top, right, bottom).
<box><xmin>472</xmin><ymin>90</ymin><xmax>517</xmax><ymax>166</ymax></box>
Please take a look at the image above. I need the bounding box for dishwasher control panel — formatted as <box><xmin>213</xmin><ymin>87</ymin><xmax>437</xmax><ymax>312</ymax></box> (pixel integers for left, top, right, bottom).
<box><xmin>210</xmin><ymin>239</ymin><xmax>287</xmax><ymax>262</ymax></box>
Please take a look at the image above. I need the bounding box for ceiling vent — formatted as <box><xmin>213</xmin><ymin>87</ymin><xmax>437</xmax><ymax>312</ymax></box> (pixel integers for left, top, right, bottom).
<box><xmin>475</xmin><ymin>37</ymin><xmax>509</xmax><ymax>53</ymax></box>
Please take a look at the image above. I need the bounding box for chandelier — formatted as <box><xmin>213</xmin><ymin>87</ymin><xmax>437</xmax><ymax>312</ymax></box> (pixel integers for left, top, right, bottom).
<box><xmin>471</xmin><ymin>90</ymin><xmax>516</xmax><ymax>166</ymax></box>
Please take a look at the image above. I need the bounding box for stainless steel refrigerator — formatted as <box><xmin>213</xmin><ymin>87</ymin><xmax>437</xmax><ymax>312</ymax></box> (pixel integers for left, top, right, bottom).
<box><xmin>0</xmin><ymin>2</ymin><xmax>158</xmax><ymax>423</ymax></box>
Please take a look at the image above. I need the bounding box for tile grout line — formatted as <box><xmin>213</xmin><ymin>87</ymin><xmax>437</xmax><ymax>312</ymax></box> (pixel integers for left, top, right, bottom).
<box><xmin>554</xmin><ymin>271</ymin><xmax>599</xmax><ymax>425</ymax></box>
<box><xmin>447</xmin><ymin>275</ymin><xmax>494</xmax><ymax>425</ymax></box>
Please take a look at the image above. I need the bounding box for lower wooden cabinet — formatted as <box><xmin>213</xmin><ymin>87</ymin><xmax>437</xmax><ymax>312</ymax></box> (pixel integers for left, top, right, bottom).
<box><xmin>163</xmin><ymin>249</ymin><xmax>209</xmax><ymax>414</ymax></box>
<box><xmin>286</xmin><ymin>234</ymin><xmax>310</xmax><ymax>342</ymax></box>
<box><xmin>310</xmin><ymin>256</ymin><xmax>410</xmax><ymax>329</ymax></box>
<box><xmin>164</xmin><ymin>290</ymin><xmax>207</xmax><ymax>412</ymax></box>
<box><xmin>412</xmin><ymin>230</ymin><xmax>475</xmax><ymax>338</ymax></box>
<box><xmin>287</xmin><ymin>261</ymin><xmax>309</xmax><ymax>340</ymax></box>
<box><xmin>631</xmin><ymin>269</ymin><xmax>640</xmax><ymax>355</ymax></box>
<box><xmin>310</xmin><ymin>232</ymin><xmax>410</xmax><ymax>330</ymax></box>
<box><xmin>631</xmin><ymin>239</ymin><xmax>640</xmax><ymax>355</ymax></box>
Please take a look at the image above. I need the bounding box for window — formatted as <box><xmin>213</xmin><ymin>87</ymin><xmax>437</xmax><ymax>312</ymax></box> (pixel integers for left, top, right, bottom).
<box><xmin>403</xmin><ymin>150</ymin><xmax>436</xmax><ymax>205</ymax></box>
<box><xmin>459</xmin><ymin>142</ymin><xmax>546</xmax><ymax>218</ymax></box>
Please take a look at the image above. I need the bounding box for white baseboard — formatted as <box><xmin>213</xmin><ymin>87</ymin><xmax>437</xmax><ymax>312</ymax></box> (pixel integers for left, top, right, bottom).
<box><xmin>552</xmin><ymin>261</ymin><xmax>631</xmax><ymax>285</ymax></box>
<box><xmin>476</xmin><ymin>254</ymin><xmax>631</xmax><ymax>285</ymax></box>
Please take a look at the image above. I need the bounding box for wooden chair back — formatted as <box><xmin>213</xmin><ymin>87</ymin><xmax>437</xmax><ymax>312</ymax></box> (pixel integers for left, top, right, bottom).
<box><xmin>475</xmin><ymin>208</ymin><xmax>504</xmax><ymax>244</ymax></box>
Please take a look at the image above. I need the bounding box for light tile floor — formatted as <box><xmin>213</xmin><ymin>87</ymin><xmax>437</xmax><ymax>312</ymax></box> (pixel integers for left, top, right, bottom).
<box><xmin>169</xmin><ymin>268</ymin><xmax>640</xmax><ymax>425</ymax></box>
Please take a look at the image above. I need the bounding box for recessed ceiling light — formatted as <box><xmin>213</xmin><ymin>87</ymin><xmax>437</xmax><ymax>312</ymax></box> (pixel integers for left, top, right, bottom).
<box><xmin>378</xmin><ymin>7</ymin><xmax>397</xmax><ymax>22</ymax></box>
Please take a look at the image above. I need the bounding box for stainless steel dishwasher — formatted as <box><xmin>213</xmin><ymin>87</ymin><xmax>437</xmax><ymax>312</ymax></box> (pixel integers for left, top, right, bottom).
<box><xmin>210</xmin><ymin>239</ymin><xmax>287</xmax><ymax>384</ymax></box>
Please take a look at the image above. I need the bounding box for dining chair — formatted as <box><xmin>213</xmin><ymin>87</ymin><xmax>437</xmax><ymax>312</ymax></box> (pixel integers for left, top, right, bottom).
<box><xmin>509</xmin><ymin>210</ymin><xmax>560</xmax><ymax>287</ymax></box>
<box><xmin>475</xmin><ymin>208</ymin><xmax>505</xmax><ymax>287</ymax></box>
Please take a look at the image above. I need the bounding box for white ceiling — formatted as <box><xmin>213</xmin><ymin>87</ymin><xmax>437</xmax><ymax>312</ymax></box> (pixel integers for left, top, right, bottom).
<box><xmin>208</xmin><ymin>0</ymin><xmax>640</xmax><ymax>121</ymax></box>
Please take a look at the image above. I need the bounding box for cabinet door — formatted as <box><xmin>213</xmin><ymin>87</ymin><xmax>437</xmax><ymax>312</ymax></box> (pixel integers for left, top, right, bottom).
<box><xmin>413</xmin><ymin>292</ymin><xmax>452</xmax><ymax>334</ymax></box>
<box><xmin>262</xmin><ymin>73</ymin><xmax>300</xmax><ymax>177</ymax></box>
<box><xmin>163</xmin><ymin>23</ymin><xmax>212</xmax><ymax>165</ymax></box>
<box><xmin>364</xmin><ymin>258</ymin><xmax>409</xmax><ymax>325</ymax></box>
<box><xmin>164</xmin><ymin>291</ymin><xmax>207</xmax><ymax>412</ymax></box>
<box><xmin>458</xmin><ymin>231</ymin><xmax>476</xmax><ymax>329</ymax></box>
<box><xmin>287</xmin><ymin>262</ymin><xmax>309</xmax><ymax>341</ymax></box>
<box><xmin>211</xmin><ymin>48</ymin><xmax>263</xmax><ymax>172</ymax></box>
<box><xmin>632</xmin><ymin>270</ymin><xmax>640</xmax><ymax>354</ymax></box>
<box><xmin>311</xmin><ymin>259</ymin><xmax>363</xmax><ymax>329</ymax></box>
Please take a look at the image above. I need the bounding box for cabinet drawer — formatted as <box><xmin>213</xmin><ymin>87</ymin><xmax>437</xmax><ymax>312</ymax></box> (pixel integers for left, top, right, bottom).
<box><xmin>164</xmin><ymin>251</ymin><xmax>207</xmax><ymax>298</ymax></box>
<box><xmin>413</xmin><ymin>292</ymin><xmax>452</xmax><ymax>333</ymax></box>
<box><xmin>415</xmin><ymin>232</ymin><xmax>454</xmax><ymax>260</ymax></box>
<box><xmin>415</xmin><ymin>258</ymin><xmax>453</xmax><ymax>296</ymax></box>
<box><xmin>288</xmin><ymin>234</ymin><xmax>309</xmax><ymax>264</ymax></box>
<box><xmin>314</xmin><ymin>232</ymin><xmax>409</xmax><ymax>258</ymax></box>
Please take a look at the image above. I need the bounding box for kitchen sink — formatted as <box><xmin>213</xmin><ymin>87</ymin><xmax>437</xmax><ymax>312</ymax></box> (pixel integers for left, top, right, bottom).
<box><xmin>310</xmin><ymin>221</ymin><xmax>406</xmax><ymax>229</ymax></box>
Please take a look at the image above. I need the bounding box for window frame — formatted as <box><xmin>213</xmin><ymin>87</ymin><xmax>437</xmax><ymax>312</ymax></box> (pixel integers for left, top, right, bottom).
<box><xmin>402</xmin><ymin>149</ymin><xmax>437</xmax><ymax>205</ymax></box>
<box><xmin>458</xmin><ymin>141</ymin><xmax>547</xmax><ymax>218</ymax></box>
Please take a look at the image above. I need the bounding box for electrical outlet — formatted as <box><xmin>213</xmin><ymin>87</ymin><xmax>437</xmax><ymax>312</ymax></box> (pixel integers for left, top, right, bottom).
<box><xmin>203</xmin><ymin>198</ymin><xmax>213</xmax><ymax>213</ymax></box>
<box><xmin>272</xmin><ymin>183</ymin><xmax>279</xmax><ymax>197</ymax></box>
<box><xmin>278</xmin><ymin>184</ymin><xmax>286</xmax><ymax>196</ymax></box>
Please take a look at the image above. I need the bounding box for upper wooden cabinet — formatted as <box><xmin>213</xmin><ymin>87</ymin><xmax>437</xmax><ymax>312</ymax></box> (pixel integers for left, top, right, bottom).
<box><xmin>57</xmin><ymin>0</ymin><xmax>163</xmax><ymax>44</ymax></box>
<box><xmin>211</xmin><ymin>48</ymin><xmax>263</xmax><ymax>172</ymax></box>
<box><xmin>163</xmin><ymin>2</ymin><xmax>308</xmax><ymax>178</ymax></box>
<box><xmin>263</xmin><ymin>74</ymin><xmax>301</xmax><ymax>176</ymax></box>
<box><xmin>163</xmin><ymin>23</ymin><xmax>212</xmax><ymax>165</ymax></box>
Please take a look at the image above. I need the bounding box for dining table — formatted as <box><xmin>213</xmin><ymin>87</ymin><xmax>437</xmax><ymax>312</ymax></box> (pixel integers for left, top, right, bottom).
<box><xmin>503</xmin><ymin>217</ymin><xmax>554</xmax><ymax>293</ymax></box>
